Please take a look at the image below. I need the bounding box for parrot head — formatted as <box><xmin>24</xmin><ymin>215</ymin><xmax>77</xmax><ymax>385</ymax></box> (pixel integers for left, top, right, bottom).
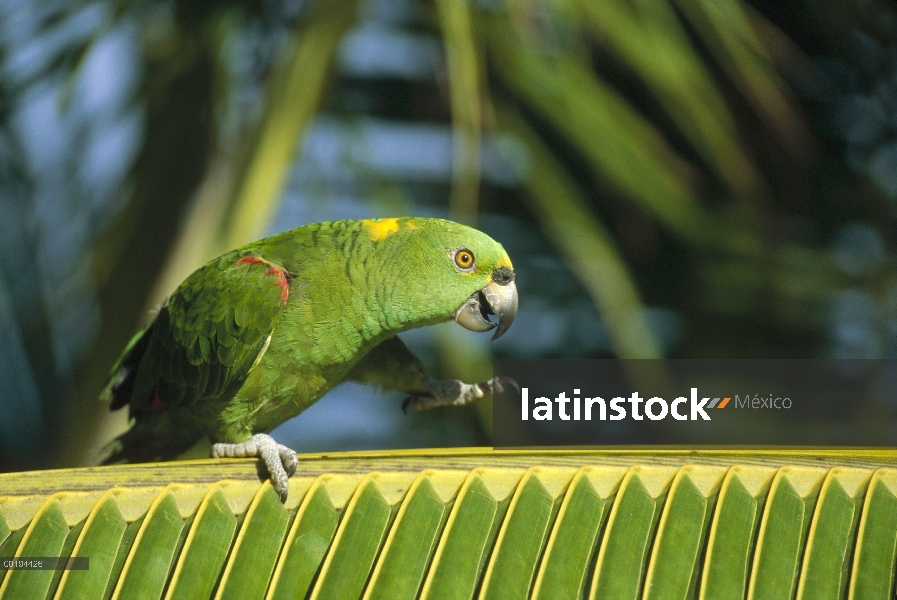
<box><xmin>359</xmin><ymin>217</ymin><xmax>518</xmax><ymax>339</ymax></box>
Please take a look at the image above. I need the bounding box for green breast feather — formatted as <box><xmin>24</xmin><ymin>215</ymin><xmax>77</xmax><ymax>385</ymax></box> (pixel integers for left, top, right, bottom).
<box><xmin>101</xmin><ymin>217</ymin><xmax>517</xmax><ymax>501</ymax></box>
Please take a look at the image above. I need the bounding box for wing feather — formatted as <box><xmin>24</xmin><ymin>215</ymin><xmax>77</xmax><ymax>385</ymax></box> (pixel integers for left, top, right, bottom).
<box><xmin>115</xmin><ymin>253</ymin><xmax>290</xmax><ymax>413</ymax></box>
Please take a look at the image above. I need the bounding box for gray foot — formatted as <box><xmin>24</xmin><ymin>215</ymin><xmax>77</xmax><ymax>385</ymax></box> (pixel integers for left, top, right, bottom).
<box><xmin>403</xmin><ymin>376</ymin><xmax>518</xmax><ymax>413</ymax></box>
<box><xmin>212</xmin><ymin>433</ymin><xmax>297</xmax><ymax>502</ymax></box>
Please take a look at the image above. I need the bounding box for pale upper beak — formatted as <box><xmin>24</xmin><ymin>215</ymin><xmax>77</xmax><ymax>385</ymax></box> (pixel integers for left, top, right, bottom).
<box><xmin>452</xmin><ymin>267</ymin><xmax>518</xmax><ymax>340</ymax></box>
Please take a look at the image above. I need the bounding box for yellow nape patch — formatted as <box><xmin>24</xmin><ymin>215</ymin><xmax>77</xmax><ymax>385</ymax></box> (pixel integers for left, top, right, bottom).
<box><xmin>363</xmin><ymin>218</ymin><xmax>402</xmax><ymax>242</ymax></box>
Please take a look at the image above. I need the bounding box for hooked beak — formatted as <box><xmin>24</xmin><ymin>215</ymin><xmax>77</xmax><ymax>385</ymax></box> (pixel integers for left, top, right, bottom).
<box><xmin>452</xmin><ymin>267</ymin><xmax>518</xmax><ymax>340</ymax></box>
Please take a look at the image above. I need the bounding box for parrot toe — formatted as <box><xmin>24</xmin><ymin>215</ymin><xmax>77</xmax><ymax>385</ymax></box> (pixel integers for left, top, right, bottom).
<box><xmin>402</xmin><ymin>376</ymin><xmax>517</xmax><ymax>412</ymax></box>
<box><xmin>212</xmin><ymin>433</ymin><xmax>297</xmax><ymax>502</ymax></box>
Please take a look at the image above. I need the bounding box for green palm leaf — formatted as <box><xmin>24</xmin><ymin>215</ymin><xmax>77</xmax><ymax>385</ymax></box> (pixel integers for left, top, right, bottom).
<box><xmin>1</xmin><ymin>449</ymin><xmax>896</xmax><ymax>598</ymax></box>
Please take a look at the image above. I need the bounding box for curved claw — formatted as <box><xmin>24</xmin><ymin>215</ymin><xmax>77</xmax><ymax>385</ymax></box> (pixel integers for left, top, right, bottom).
<box><xmin>492</xmin><ymin>376</ymin><xmax>519</xmax><ymax>395</ymax></box>
<box><xmin>212</xmin><ymin>433</ymin><xmax>297</xmax><ymax>502</ymax></box>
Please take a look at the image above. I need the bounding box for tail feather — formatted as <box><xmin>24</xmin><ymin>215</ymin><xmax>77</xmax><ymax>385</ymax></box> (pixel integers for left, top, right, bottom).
<box><xmin>100</xmin><ymin>411</ymin><xmax>203</xmax><ymax>465</ymax></box>
<box><xmin>101</xmin><ymin>306</ymin><xmax>206</xmax><ymax>465</ymax></box>
<box><xmin>103</xmin><ymin>322</ymin><xmax>154</xmax><ymax>410</ymax></box>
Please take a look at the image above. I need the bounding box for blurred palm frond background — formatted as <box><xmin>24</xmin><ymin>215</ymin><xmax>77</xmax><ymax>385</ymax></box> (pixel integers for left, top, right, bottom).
<box><xmin>2</xmin><ymin>0</ymin><xmax>896</xmax><ymax>471</ymax></box>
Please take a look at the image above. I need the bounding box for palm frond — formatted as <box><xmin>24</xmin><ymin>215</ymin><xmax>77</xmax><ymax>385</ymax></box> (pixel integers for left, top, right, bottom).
<box><xmin>1</xmin><ymin>449</ymin><xmax>895</xmax><ymax>598</ymax></box>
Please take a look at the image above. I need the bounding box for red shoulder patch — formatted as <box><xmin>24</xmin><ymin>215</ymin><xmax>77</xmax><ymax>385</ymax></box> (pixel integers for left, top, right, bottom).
<box><xmin>266</xmin><ymin>265</ymin><xmax>289</xmax><ymax>305</ymax></box>
<box><xmin>235</xmin><ymin>257</ymin><xmax>265</xmax><ymax>267</ymax></box>
<box><xmin>234</xmin><ymin>257</ymin><xmax>289</xmax><ymax>306</ymax></box>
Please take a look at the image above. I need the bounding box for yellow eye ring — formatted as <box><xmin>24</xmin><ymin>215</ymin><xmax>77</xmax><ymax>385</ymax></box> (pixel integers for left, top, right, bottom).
<box><xmin>454</xmin><ymin>248</ymin><xmax>475</xmax><ymax>270</ymax></box>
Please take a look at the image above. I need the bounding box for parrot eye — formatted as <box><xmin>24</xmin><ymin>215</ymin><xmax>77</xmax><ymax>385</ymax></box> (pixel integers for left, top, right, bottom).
<box><xmin>453</xmin><ymin>248</ymin><xmax>476</xmax><ymax>271</ymax></box>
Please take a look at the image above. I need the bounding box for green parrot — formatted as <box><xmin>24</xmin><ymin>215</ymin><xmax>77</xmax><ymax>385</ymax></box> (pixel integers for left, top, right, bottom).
<box><xmin>102</xmin><ymin>217</ymin><xmax>517</xmax><ymax>500</ymax></box>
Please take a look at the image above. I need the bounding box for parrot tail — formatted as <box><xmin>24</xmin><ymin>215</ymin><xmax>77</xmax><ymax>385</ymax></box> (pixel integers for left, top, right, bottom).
<box><xmin>103</xmin><ymin>322</ymin><xmax>154</xmax><ymax>411</ymax></box>
<box><xmin>100</xmin><ymin>411</ymin><xmax>203</xmax><ymax>465</ymax></box>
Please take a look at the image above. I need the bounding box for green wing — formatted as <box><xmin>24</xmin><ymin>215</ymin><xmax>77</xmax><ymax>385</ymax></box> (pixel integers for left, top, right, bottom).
<box><xmin>111</xmin><ymin>253</ymin><xmax>290</xmax><ymax>413</ymax></box>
